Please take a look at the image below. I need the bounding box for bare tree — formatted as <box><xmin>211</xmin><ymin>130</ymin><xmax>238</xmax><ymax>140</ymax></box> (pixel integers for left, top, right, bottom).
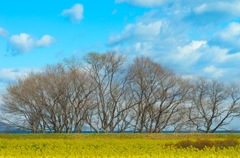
<box><xmin>84</xmin><ymin>52</ymin><xmax>133</xmax><ymax>133</ymax></box>
<box><xmin>1</xmin><ymin>60</ymin><xmax>95</xmax><ymax>133</ymax></box>
<box><xmin>188</xmin><ymin>78</ymin><xmax>240</xmax><ymax>133</ymax></box>
<box><xmin>127</xmin><ymin>56</ymin><xmax>162</xmax><ymax>133</ymax></box>
<box><xmin>1</xmin><ymin>74</ymin><xmax>45</xmax><ymax>133</ymax></box>
<box><xmin>152</xmin><ymin>76</ymin><xmax>191</xmax><ymax>133</ymax></box>
<box><xmin>127</xmin><ymin>56</ymin><xmax>191</xmax><ymax>133</ymax></box>
<box><xmin>63</xmin><ymin>59</ymin><xmax>96</xmax><ymax>133</ymax></box>
<box><xmin>1</xmin><ymin>54</ymin><xmax>239</xmax><ymax>134</ymax></box>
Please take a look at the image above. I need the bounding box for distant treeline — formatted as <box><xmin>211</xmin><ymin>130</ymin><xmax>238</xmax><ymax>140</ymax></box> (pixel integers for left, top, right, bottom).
<box><xmin>1</xmin><ymin>52</ymin><xmax>240</xmax><ymax>133</ymax></box>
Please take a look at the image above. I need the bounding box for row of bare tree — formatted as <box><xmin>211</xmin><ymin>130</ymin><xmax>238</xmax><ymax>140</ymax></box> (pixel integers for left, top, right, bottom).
<box><xmin>1</xmin><ymin>52</ymin><xmax>240</xmax><ymax>133</ymax></box>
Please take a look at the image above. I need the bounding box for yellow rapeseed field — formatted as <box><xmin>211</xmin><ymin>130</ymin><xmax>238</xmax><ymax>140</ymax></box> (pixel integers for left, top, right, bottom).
<box><xmin>0</xmin><ymin>134</ymin><xmax>240</xmax><ymax>158</ymax></box>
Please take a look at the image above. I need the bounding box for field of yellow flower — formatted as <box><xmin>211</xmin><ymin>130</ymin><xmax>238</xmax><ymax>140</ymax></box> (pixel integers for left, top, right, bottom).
<box><xmin>0</xmin><ymin>134</ymin><xmax>240</xmax><ymax>158</ymax></box>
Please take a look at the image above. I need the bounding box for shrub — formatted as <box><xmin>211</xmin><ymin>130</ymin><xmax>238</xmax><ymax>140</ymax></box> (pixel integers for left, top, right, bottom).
<box><xmin>175</xmin><ymin>139</ymin><xmax>239</xmax><ymax>150</ymax></box>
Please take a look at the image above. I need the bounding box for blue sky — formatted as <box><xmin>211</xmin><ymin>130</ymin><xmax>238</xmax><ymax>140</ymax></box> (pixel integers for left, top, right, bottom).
<box><xmin>1</xmin><ymin>0</ymin><xmax>240</xmax><ymax>95</ymax></box>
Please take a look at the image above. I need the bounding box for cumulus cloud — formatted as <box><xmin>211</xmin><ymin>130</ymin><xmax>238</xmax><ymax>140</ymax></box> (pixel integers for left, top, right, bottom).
<box><xmin>169</xmin><ymin>40</ymin><xmax>240</xmax><ymax>80</ymax></box>
<box><xmin>0</xmin><ymin>27</ymin><xmax>8</xmax><ymax>37</ymax></box>
<box><xmin>219</xmin><ymin>22</ymin><xmax>240</xmax><ymax>40</ymax></box>
<box><xmin>109</xmin><ymin>21</ymin><xmax>162</xmax><ymax>45</ymax></box>
<box><xmin>194</xmin><ymin>1</ymin><xmax>240</xmax><ymax>16</ymax></box>
<box><xmin>0</xmin><ymin>67</ymin><xmax>41</xmax><ymax>94</ymax></box>
<box><xmin>182</xmin><ymin>1</ymin><xmax>240</xmax><ymax>25</ymax></box>
<box><xmin>203</xmin><ymin>65</ymin><xmax>224</xmax><ymax>78</ymax></box>
<box><xmin>210</xmin><ymin>22</ymin><xmax>240</xmax><ymax>53</ymax></box>
<box><xmin>0</xmin><ymin>67</ymin><xmax>40</xmax><ymax>82</ymax></box>
<box><xmin>112</xmin><ymin>42</ymin><xmax>154</xmax><ymax>58</ymax></box>
<box><xmin>9</xmin><ymin>33</ymin><xmax>55</xmax><ymax>54</ymax></box>
<box><xmin>61</xmin><ymin>3</ymin><xmax>84</xmax><ymax>23</ymax></box>
<box><xmin>174</xmin><ymin>41</ymin><xmax>207</xmax><ymax>66</ymax></box>
<box><xmin>36</xmin><ymin>35</ymin><xmax>55</xmax><ymax>47</ymax></box>
<box><xmin>134</xmin><ymin>42</ymin><xmax>154</xmax><ymax>55</ymax></box>
<box><xmin>0</xmin><ymin>68</ymin><xmax>24</xmax><ymax>81</ymax></box>
<box><xmin>115</xmin><ymin>0</ymin><xmax>169</xmax><ymax>7</ymax></box>
<box><xmin>110</xmin><ymin>0</ymin><xmax>240</xmax><ymax>82</ymax></box>
<box><xmin>9</xmin><ymin>33</ymin><xmax>35</xmax><ymax>53</ymax></box>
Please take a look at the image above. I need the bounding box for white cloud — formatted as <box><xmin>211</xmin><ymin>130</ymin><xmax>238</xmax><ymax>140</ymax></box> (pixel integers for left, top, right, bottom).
<box><xmin>134</xmin><ymin>42</ymin><xmax>153</xmax><ymax>55</ymax></box>
<box><xmin>0</xmin><ymin>67</ymin><xmax>41</xmax><ymax>95</ymax></box>
<box><xmin>61</xmin><ymin>3</ymin><xmax>84</xmax><ymax>23</ymax></box>
<box><xmin>169</xmin><ymin>40</ymin><xmax>240</xmax><ymax>80</ymax></box>
<box><xmin>9</xmin><ymin>33</ymin><xmax>35</xmax><ymax>53</ymax></box>
<box><xmin>109</xmin><ymin>0</ymin><xmax>240</xmax><ymax>82</ymax></box>
<box><xmin>194</xmin><ymin>1</ymin><xmax>240</xmax><ymax>16</ymax></box>
<box><xmin>209</xmin><ymin>22</ymin><xmax>240</xmax><ymax>53</ymax></box>
<box><xmin>9</xmin><ymin>33</ymin><xmax>55</xmax><ymax>54</ymax></box>
<box><xmin>115</xmin><ymin>0</ymin><xmax>168</xmax><ymax>7</ymax></box>
<box><xmin>113</xmin><ymin>42</ymin><xmax>154</xmax><ymax>57</ymax></box>
<box><xmin>203</xmin><ymin>65</ymin><xmax>224</xmax><ymax>78</ymax></box>
<box><xmin>174</xmin><ymin>41</ymin><xmax>207</xmax><ymax>65</ymax></box>
<box><xmin>0</xmin><ymin>68</ymin><xmax>24</xmax><ymax>81</ymax></box>
<box><xmin>0</xmin><ymin>67</ymin><xmax>40</xmax><ymax>81</ymax></box>
<box><xmin>173</xmin><ymin>40</ymin><xmax>240</xmax><ymax>66</ymax></box>
<box><xmin>36</xmin><ymin>35</ymin><xmax>55</xmax><ymax>47</ymax></box>
<box><xmin>176</xmin><ymin>1</ymin><xmax>240</xmax><ymax>26</ymax></box>
<box><xmin>0</xmin><ymin>27</ymin><xmax>8</xmax><ymax>37</ymax></box>
<box><xmin>218</xmin><ymin>22</ymin><xmax>240</xmax><ymax>43</ymax></box>
<box><xmin>109</xmin><ymin>21</ymin><xmax>162</xmax><ymax>45</ymax></box>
